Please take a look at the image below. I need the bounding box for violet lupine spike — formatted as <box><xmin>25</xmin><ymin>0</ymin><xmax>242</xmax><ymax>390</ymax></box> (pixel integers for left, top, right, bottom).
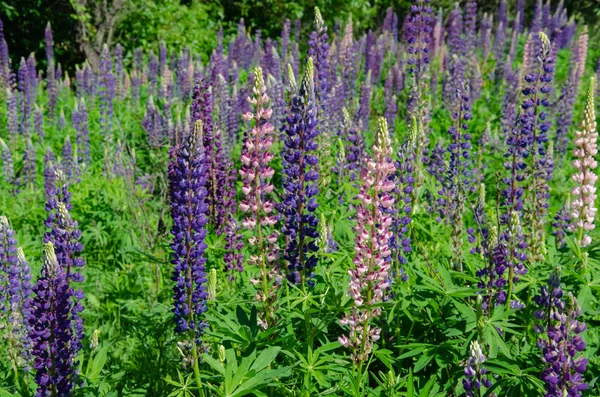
<box><xmin>44</xmin><ymin>147</ymin><xmax>56</xmax><ymax>202</ymax></box>
<box><xmin>567</xmin><ymin>77</ymin><xmax>597</xmax><ymax>248</ymax></box>
<box><xmin>168</xmin><ymin>120</ymin><xmax>209</xmax><ymax>340</ymax></box>
<box><xmin>22</xmin><ymin>139</ymin><xmax>36</xmax><ymax>189</ymax></box>
<box><xmin>239</xmin><ymin>67</ymin><xmax>281</xmax><ymax>330</ymax></box>
<box><xmin>98</xmin><ymin>45</ymin><xmax>115</xmax><ymax>138</ymax></box>
<box><xmin>480</xmin><ymin>13</ymin><xmax>493</xmax><ymax>63</ymax></box>
<box><xmin>29</xmin><ymin>242</ymin><xmax>79</xmax><ymax>396</ymax></box>
<box><xmin>1</xmin><ymin>138</ymin><xmax>17</xmax><ymax>195</ymax></box>
<box><xmin>18</xmin><ymin>57</ymin><xmax>31</xmax><ymax>135</ymax></box>
<box><xmin>73</xmin><ymin>98</ymin><xmax>90</xmax><ymax>167</ymax></box>
<box><xmin>341</xmin><ymin>108</ymin><xmax>365</xmax><ymax>182</ymax></box>
<box><xmin>445</xmin><ymin>83</ymin><xmax>473</xmax><ymax>270</ymax></box>
<box><xmin>143</xmin><ymin>96</ymin><xmax>162</xmax><ymax>148</ymax></box>
<box><xmin>464</xmin><ymin>0</ymin><xmax>477</xmax><ymax>55</ymax></box>
<box><xmin>148</xmin><ymin>52</ymin><xmax>159</xmax><ymax>96</ymax></box>
<box><xmin>0</xmin><ymin>217</ymin><xmax>33</xmax><ymax>369</ymax></box>
<box><xmin>534</xmin><ymin>271</ymin><xmax>588</xmax><ymax>397</ymax></box>
<box><xmin>223</xmin><ymin>160</ymin><xmax>243</xmax><ymax>282</ymax></box>
<box><xmin>476</xmin><ymin>226</ymin><xmax>509</xmax><ymax>311</ymax></box>
<box><xmin>355</xmin><ymin>70</ymin><xmax>372</xmax><ymax>131</ymax></box>
<box><xmin>492</xmin><ymin>21</ymin><xmax>507</xmax><ymax>84</ymax></box>
<box><xmin>463</xmin><ymin>341</ymin><xmax>492</xmax><ymax>396</ymax></box>
<box><xmin>280</xmin><ymin>57</ymin><xmax>320</xmax><ymax>286</ymax></box>
<box><xmin>114</xmin><ymin>44</ymin><xmax>124</xmax><ymax>99</ymax></box>
<box><xmin>522</xmin><ymin>33</ymin><xmax>555</xmax><ymax>261</ymax></box>
<box><xmin>62</xmin><ymin>136</ymin><xmax>73</xmax><ymax>182</ymax></box>
<box><xmin>447</xmin><ymin>3</ymin><xmax>465</xmax><ymax>57</ymax></box>
<box><xmin>338</xmin><ymin>117</ymin><xmax>395</xmax><ymax>364</ymax></box>
<box><xmin>552</xmin><ymin>197</ymin><xmax>572</xmax><ymax>249</ymax></box>
<box><xmin>6</xmin><ymin>88</ymin><xmax>18</xmax><ymax>146</ymax></box>
<box><xmin>384</xmin><ymin>69</ymin><xmax>397</xmax><ymax>139</ymax></box>
<box><xmin>308</xmin><ymin>7</ymin><xmax>331</xmax><ymax>136</ymax></box>
<box><xmin>389</xmin><ymin>118</ymin><xmax>416</xmax><ymax>279</ymax></box>
<box><xmin>43</xmin><ymin>171</ymin><xmax>85</xmax><ymax>361</ymax></box>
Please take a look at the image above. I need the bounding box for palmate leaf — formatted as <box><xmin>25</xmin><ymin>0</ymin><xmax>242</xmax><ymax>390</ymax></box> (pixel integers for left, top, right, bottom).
<box><xmin>203</xmin><ymin>347</ymin><xmax>292</xmax><ymax>397</ymax></box>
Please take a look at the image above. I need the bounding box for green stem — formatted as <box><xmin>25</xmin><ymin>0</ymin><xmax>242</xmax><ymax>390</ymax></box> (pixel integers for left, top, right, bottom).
<box><xmin>190</xmin><ymin>336</ymin><xmax>204</xmax><ymax>396</ymax></box>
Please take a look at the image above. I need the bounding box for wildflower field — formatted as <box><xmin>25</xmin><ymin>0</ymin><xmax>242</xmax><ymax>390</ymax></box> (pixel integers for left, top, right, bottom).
<box><xmin>1</xmin><ymin>0</ymin><xmax>600</xmax><ymax>396</ymax></box>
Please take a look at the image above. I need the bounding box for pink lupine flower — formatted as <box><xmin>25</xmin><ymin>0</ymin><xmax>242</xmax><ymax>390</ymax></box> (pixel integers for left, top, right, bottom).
<box><xmin>568</xmin><ymin>77</ymin><xmax>597</xmax><ymax>247</ymax></box>
<box><xmin>239</xmin><ymin>67</ymin><xmax>281</xmax><ymax>328</ymax></box>
<box><xmin>339</xmin><ymin>117</ymin><xmax>396</xmax><ymax>365</ymax></box>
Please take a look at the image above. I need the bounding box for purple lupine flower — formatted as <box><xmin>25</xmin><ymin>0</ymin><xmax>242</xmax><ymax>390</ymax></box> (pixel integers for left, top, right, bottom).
<box><xmin>355</xmin><ymin>70</ymin><xmax>372</xmax><ymax>131</ymax></box>
<box><xmin>501</xmin><ymin>211</ymin><xmax>528</xmax><ymax>310</ymax></box>
<box><xmin>73</xmin><ymin>98</ymin><xmax>90</xmax><ymax>167</ymax></box>
<box><xmin>308</xmin><ymin>7</ymin><xmax>331</xmax><ymax>137</ymax></box>
<box><xmin>0</xmin><ymin>217</ymin><xmax>33</xmax><ymax>367</ymax></box>
<box><xmin>390</xmin><ymin>119</ymin><xmax>416</xmax><ymax>278</ymax></box>
<box><xmin>98</xmin><ymin>45</ymin><xmax>115</xmax><ymax>138</ymax></box>
<box><xmin>168</xmin><ymin>120</ymin><xmax>209</xmax><ymax>340</ymax></box>
<box><xmin>142</xmin><ymin>96</ymin><xmax>162</xmax><ymax>148</ymax></box>
<box><xmin>222</xmin><ymin>157</ymin><xmax>243</xmax><ymax>282</ymax></box>
<box><xmin>280</xmin><ymin>57</ymin><xmax>320</xmax><ymax>286</ymax></box>
<box><xmin>190</xmin><ymin>78</ymin><xmax>228</xmax><ymax>233</ymax></box>
<box><xmin>462</xmin><ymin>341</ymin><xmax>492</xmax><ymax>396</ymax></box>
<box><xmin>500</xmin><ymin>61</ymin><xmax>520</xmax><ymax>137</ymax></box>
<box><xmin>214</xmin><ymin>73</ymin><xmax>231</xmax><ymax>143</ymax></box>
<box><xmin>480</xmin><ymin>13</ymin><xmax>493</xmax><ymax>63</ymax></box>
<box><xmin>552</xmin><ymin>199</ymin><xmax>572</xmax><ymax>249</ymax></box>
<box><xmin>445</xmin><ymin>83</ymin><xmax>473</xmax><ymax>269</ymax></box>
<box><xmin>0</xmin><ymin>18</ymin><xmax>8</xmax><ymax>87</ymax></box>
<box><xmin>34</xmin><ymin>105</ymin><xmax>44</xmax><ymax>144</ymax></box>
<box><xmin>338</xmin><ymin>117</ymin><xmax>395</xmax><ymax>363</ymax></box>
<box><xmin>44</xmin><ymin>147</ymin><xmax>56</xmax><ymax>201</ymax></box>
<box><xmin>384</xmin><ymin>69</ymin><xmax>397</xmax><ymax>139</ymax></box>
<box><xmin>464</xmin><ymin>0</ymin><xmax>478</xmax><ymax>54</ymax></box>
<box><xmin>492</xmin><ymin>20</ymin><xmax>507</xmax><ymax>84</ymax></box>
<box><xmin>517</xmin><ymin>0</ymin><xmax>525</xmax><ymax>32</ymax></box>
<box><xmin>534</xmin><ymin>270</ymin><xmax>588</xmax><ymax>397</ymax></box>
<box><xmin>281</xmin><ymin>19</ymin><xmax>291</xmax><ymax>62</ymax></box>
<box><xmin>159</xmin><ymin>41</ymin><xmax>167</xmax><ymax>75</ymax></box>
<box><xmin>568</xmin><ymin>78</ymin><xmax>597</xmax><ymax>247</ymax></box>
<box><xmin>114</xmin><ymin>44</ymin><xmax>124</xmax><ymax>99</ymax></box>
<box><xmin>239</xmin><ymin>67</ymin><xmax>281</xmax><ymax>329</ymax></box>
<box><xmin>43</xmin><ymin>172</ymin><xmax>85</xmax><ymax>358</ymax></box>
<box><xmin>148</xmin><ymin>51</ymin><xmax>159</xmax><ymax>96</ymax></box>
<box><xmin>29</xmin><ymin>242</ymin><xmax>79</xmax><ymax>396</ymax></box>
<box><xmin>1</xmin><ymin>138</ymin><xmax>17</xmax><ymax>194</ymax></box>
<box><xmin>6</xmin><ymin>88</ymin><xmax>18</xmax><ymax>146</ymax></box>
<box><xmin>62</xmin><ymin>136</ymin><xmax>73</xmax><ymax>181</ymax></box>
<box><xmin>443</xmin><ymin>55</ymin><xmax>465</xmax><ymax>115</ymax></box>
<box><xmin>22</xmin><ymin>139</ymin><xmax>36</xmax><ymax>189</ymax></box>
<box><xmin>340</xmin><ymin>108</ymin><xmax>365</xmax><ymax>182</ymax></box>
<box><xmin>521</xmin><ymin>33</ymin><xmax>555</xmax><ymax>260</ymax></box>
<box><xmin>475</xmin><ymin>226</ymin><xmax>508</xmax><ymax>311</ymax></box>
<box><xmin>447</xmin><ymin>3</ymin><xmax>465</xmax><ymax>57</ymax></box>
<box><xmin>27</xmin><ymin>53</ymin><xmax>36</xmax><ymax>101</ymax></box>
<box><xmin>45</xmin><ymin>23</ymin><xmax>57</xmax><ymax>121</ymax></box>
<box><xmin>133</xmin><ymin>47</ymin><xmax>143</xmax><ymax>72</ymax></box>
<box><xmin>18</xmin><ymin>58</ymin><xmax>31</xmax><ymax>135</ymax></box>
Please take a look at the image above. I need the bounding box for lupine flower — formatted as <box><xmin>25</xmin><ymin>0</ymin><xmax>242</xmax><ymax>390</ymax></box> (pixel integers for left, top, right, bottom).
<box><xmin>0</xmin><ymin>216</ymin><xmax>33</xmax><ymax>369</ymax></box>
<box><xmin>502</xmin><ymin>211</ymin><xmax>528</xmax><ymax>310</ymax></box>
<box><xmin>239</xmin><ymin>67</ymin><xmax>281</xmax><ymax>329</ymax></box>
<box><xmin>355</xmin><ymin>70</ymin><xmax>372</xmax><ymax>131</ymax></box>
<box><xmin>568</xmin><ymin>78</ymin><xmax>597</xmax><ymax>247</ymax></box>
<box><xmin>338</xmin><ymin>117</ymin><xmax>395</xmax><ymax>364</ymax></box>
<box><xmin>98</xmin><ymin>45</ymin><xmax>115</xmax><ymax>138</ymax></box>
<box><xmin>72</xmin><ymin>98</ymin><xmax>90</xmax><ymax>167</ymax></box>
<box><xmin>168</xmin><ymin>120</ymin><xmax>209</xmax><ymax>340</ymax></box>
<box><xmin>45</xmin><ymin>23</ymin><xmax>57</xmax><ymax>120</ymax></box>
<box><xmin>522</xmin><ymin>33</ymin><xmax>555</xmax><ymax>260</ymax></box>
<box><xmin>492</xmin><ymin>20</ymin><xmax>507</xmax><ymax>84</ymax></box>
<box><xmin>384</xmin><ymin>69</ymin><xmax>397</xmax><ymax>139</ymax></box>
<box><xmin>6</xmin><ymin>88</ymin><xmax>18</xmax><ymax>145</ymax></box>
<box><xmin>341</xmin><ymin>108</ymin><xmax>365</xmax><ymax>182</ymax></box>
<box><xmin>476</xmin><ymin>226</ymin><xmax>508</xmax><ymax>311</ymax></box>
<box><xmin>462</xmin><ymin>341</ymin><xmax>492</xmax><ymax>396</ymax></box>
<box><xmin>34</xmin><ymin>104</ymin><xmax>44</xmax><ymax>144</ymax></box>
<box><xmin>444</xmin><ymin>83</ymin><xmax>473</xmax><ymax>269</ymax></box>
<box><xmin>44</xmin><ymin>147</ymin><xmax>56</xmax><ymax>202</ymax></box>
<box><xmin>29</xmin><ymin>242</ymin><xmax>80</xmax><ymax>396</ymax></box>
<box><xmin>464</xmin><ymin>0</ymin><xmax>477</xmax><ymax>54</ymax></box>
<box><xmin>1</xmin><ymin>138</ymin><xmax>17</xmax><ymax>194</ymax></box>
<box><xmin>280</xmin><ymin>57</ymin><xmax>320</xmax><ymax>286</ymax></box>
<box><xmin>389</xmin><ymin>117</ymin><xmax>416</xmax><ymax>278</ymax></box>
<box><xmin>552</xmin><ymin>198</ymin><xmax>572</xmax><ymax>249</ymax></box>
<box><xmin>22</xmin><ymin>139</ymin><xmax>36</xmax><ymax>189</ymax></box>
<box><xmin>480</xmin><ymin>13</ymin><xmax>493</xmax><ymax>63</ymax></box>
<box><xmin>308</xmin><ymin>7</ymin><xmax>330</xmax><ymax>138</ymax></box>
<box><xmin>43</xmin><ymin>171</ymin><xmax>85</xmax><ymax>358</ymax></box>
<box><xmin>62</xmin><ymin>136</ymin><xmax>73</xmax><ymax>181</ymax></box>
<box><xmin>534</xmin><ymin>270</ymin><xmax>588</xmax><ymax>397</ymax></box>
